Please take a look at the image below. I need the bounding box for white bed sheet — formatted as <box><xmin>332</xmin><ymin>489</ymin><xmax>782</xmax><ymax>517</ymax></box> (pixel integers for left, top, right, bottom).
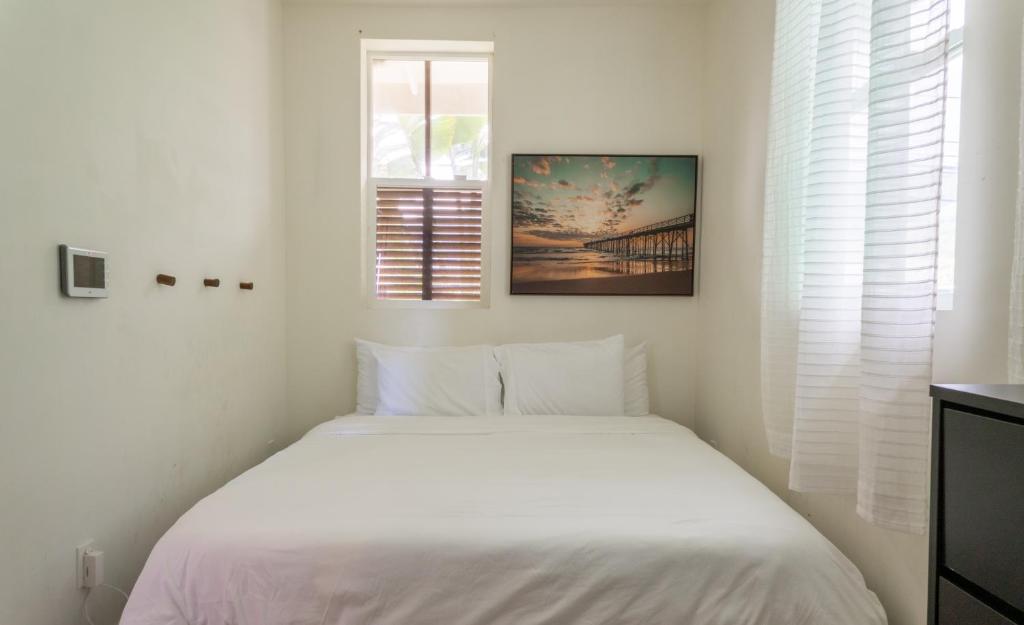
<box><xmin>121</xmin><ymin>415</ymin><xmax>886</xmax><ymax>625</ymax></box>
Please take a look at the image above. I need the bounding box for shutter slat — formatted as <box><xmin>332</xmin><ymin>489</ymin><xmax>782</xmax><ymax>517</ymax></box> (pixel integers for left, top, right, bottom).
<box><xmin>430</xmin><ymin>242</ymin><xmax>481</xmax><ymax>249</ymax></box>
<box><xmin>376</xmin><ymin>185</ymin><xmax>483</xmax><ymax>302</ymax></box>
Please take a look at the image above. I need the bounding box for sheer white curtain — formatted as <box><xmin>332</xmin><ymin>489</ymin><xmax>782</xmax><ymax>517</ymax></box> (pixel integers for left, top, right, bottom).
<box><xmin>762</xmin><ymin>0</ymin><xmax>951</xmax><ymax>534</ymax></box>
<box><xmin>1009</xmin><ymin>20</ymin><xmax>1024</xmax><ymax>383</ymax></box>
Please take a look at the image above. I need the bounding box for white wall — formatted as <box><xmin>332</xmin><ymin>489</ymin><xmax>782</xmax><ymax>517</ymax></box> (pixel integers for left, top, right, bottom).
<box><xmin>0</xmin><ymin>1</ymin><xmax>287</xmax><ymax>623</ymax></box>
<box><xmin>283</xmin><ymin>2</ymin><xmax>705</xmax><ymax>433</ymax></box>
<box><xmin>932</xmin><ymin>0</ymin><xmax>1024</xmax><ymax>383</ymax></box>
<box><xmin>696</xmin><ymin>1</ymin><xmax>1024</xmax><ymax>625</ymax></box>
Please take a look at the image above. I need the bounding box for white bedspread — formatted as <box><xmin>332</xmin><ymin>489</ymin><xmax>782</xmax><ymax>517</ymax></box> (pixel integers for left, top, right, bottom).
<box><xmin>121</xmin><ymin>416</ymin><xmax>886</xmax><ymax>625</ymax></box>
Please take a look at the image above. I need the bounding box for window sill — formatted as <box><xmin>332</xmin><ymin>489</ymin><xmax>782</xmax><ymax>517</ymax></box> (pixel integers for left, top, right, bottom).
<box><xmin>366</xmin><ymin>297</ymin><xmax>490</xmax><ymax>311</ymax></box>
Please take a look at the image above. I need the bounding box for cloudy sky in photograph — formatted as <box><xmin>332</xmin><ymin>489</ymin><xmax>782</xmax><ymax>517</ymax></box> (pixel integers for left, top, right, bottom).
<box><xmin>512</xmin><ymin>155</ymin><xmax>696</xmax><ymax>248</ymax></box>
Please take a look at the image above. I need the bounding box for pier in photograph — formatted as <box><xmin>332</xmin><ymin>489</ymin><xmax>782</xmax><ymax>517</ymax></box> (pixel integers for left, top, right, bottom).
<box><xmin>583</xmin><ymin>214</ymin><xmax>695</xmax><ymax>263</ymax></box>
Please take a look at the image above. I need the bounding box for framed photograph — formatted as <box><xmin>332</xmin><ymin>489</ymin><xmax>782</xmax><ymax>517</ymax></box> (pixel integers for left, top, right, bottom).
<box><xmin>510</xmin><ymin>154</ymin><xmax>698</xmax><ymax>296</ymax></box>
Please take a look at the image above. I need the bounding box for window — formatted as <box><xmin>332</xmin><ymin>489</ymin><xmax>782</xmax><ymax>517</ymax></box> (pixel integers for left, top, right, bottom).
<box><xmin>365</xmin><ymin>44</ymin><xmax>491</xmax><ymax>303</ymax></box>
<box><xmin>938</xmin><ymin>0</ymin><xmax>965</xmax><ymax>310</ymax></box>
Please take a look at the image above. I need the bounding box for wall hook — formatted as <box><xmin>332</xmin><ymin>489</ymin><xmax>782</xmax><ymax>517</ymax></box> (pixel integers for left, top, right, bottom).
<box><xmin>203</xmin><ymin>278</ymin><xmax>220</xmax><ymax>288</ymax></box>
<box><xmin>156</xmin><ymin>274</ymin><xmax>176</xmax><ymax>286</ymax></box>
<box><xmin>239</xmin><ymin>282</ymin><xmax>254</xmax><ymax>290</ymax></box>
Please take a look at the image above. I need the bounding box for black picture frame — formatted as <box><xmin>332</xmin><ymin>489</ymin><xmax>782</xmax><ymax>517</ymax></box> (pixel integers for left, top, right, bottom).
<box><xmin>509</xmin><ymin>153</ymin><xmax>699</xmax><ymax>296</ymax></box>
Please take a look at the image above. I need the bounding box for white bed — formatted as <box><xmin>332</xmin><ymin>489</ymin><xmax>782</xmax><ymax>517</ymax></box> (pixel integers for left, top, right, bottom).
<box><xmin>121</xmin><ymin>415</ymin><xmax>886</xmax><ymax>625</ymax></box>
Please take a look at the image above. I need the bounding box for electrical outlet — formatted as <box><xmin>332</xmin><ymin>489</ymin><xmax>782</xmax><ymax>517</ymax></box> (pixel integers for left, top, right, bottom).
<box><xmin>83</xmin><ymin>549</ymin><xmax>104</xmax><ymax>588</ymax></box>
<box><xmin>76</xmin><ymin>540</ymin><xmax>95</xmax><ymax>588</ymax></box>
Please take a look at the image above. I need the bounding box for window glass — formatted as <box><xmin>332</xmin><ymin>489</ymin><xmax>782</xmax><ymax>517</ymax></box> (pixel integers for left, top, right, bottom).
<box><xmin>372</xmin><ymin>59</ymin><xmax>426</xmax><ymax>178</ymax></box>
<box><xmin>429</xmin><ymin>60</ymin><xmax>489</xmax><ymax>181</ymax></box>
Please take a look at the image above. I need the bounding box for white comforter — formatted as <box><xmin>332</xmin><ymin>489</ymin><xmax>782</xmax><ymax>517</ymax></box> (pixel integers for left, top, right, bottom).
<box><xmin>121</xmin><ymin>416</ymin><xmax>886</xmax><ymax>625</ymax></box>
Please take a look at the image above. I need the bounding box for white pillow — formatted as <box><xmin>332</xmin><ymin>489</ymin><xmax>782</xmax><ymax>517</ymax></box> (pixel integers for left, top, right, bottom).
<box><xmin>624</xmin><ymin>342</ymin><xmax>650</xmax><ymax>416</ymax></box>
<box><xmin>354</xmin><ymin>338</ymin><xmax>385</xmax><ymax>415</ymax></box>
<box><xmin>374</xmin><ymin>345</ymin><xmax>502</xmax><ymax>416</ymax></box>
<box><xmin>495</xmin><ymin>335</ymin><xmax>625</xmax><ymax>416</ymax></box>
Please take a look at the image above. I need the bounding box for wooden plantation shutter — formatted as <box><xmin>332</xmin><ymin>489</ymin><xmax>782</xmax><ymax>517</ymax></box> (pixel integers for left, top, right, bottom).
<box><xmin>375</xmin><ymin>186</ymin><xmax>483</xmax><ymax>301</ymax></box>
<box><xmin>375</xmin><ymin>187</ymin><xmax>425</xmax><ymax>300</ymax></box>
<box><xmin>430</xmin><ymin>187</ymin><xmax>483</xmax><ymax>300</ymax></box>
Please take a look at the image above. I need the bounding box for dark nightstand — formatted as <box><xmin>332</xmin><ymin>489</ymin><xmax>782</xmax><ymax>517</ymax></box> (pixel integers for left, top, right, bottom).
<box><xmin>929</xmin><ymin>385</ymin><xmax>1024</xmax><ymax>625</ymax></box>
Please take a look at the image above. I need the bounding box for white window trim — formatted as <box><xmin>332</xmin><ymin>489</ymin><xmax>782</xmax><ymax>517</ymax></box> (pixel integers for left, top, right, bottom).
<box><xmin>360</xmin><ymin>40</ymin><xmax>494</xmax><ymax>309</ymax></box>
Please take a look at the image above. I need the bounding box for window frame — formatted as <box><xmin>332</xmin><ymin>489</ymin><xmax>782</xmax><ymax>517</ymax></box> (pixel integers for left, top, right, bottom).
<box><xmin>361</xmin><ymin>43</ymin><xmax>494</xmax><ymax>309</ymax></box>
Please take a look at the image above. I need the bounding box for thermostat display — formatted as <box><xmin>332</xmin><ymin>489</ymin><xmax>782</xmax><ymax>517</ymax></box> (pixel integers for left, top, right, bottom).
<box><xmin>60</xmin><ymin>245</ymin><xmax>108</xmax><ymax>298</ymax></box>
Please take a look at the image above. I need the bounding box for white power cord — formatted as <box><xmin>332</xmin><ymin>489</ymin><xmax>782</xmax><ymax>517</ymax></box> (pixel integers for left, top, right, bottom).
<box><xmin>81</xmin><ymin>583</ymin><xmax>130</xmax><ymax>625</ymax></box>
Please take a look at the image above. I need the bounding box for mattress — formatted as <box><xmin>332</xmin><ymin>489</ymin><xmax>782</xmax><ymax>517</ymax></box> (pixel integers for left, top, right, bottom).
<box><xmin>120</xmin><ymin>415</ymin><xmax>886</xmax><ymax>625</ymax></box>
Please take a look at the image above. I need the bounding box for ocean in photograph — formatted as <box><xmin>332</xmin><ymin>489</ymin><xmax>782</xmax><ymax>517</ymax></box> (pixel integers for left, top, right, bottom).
<box><xmin>512</xmin><ymin>247</ymin><xmax>689</xmax><ymax>283</ymax></box>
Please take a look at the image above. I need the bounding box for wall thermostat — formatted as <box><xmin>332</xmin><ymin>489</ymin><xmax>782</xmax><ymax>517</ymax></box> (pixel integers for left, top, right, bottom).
<box><xmin>59</xmin><ymin>245</ymin><xmax>108</xmax><ymax>298</ymax></box>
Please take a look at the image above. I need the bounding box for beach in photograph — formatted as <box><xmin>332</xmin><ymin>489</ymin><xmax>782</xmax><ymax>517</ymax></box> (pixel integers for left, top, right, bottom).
<box><xmin>511</xmin><ymin>155</ymin><xmax>697</xmax><ymax>295</ymax></box>
<box><xmin>513</xmin><ymin>270</ymin><xmax>694</xmax><ymax>296</ymax></box>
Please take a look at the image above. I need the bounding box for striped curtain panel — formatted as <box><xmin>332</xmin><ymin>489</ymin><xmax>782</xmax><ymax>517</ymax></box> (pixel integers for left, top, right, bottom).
<box><xmin>1009</xmin><ymin>19</ymin><xmax>1024</xmax><ymax>383</ymax></box>
<box><xmin>761</xmin><ymin>0</ymin><xmax>951</xmax><ymax>534</ymax></box>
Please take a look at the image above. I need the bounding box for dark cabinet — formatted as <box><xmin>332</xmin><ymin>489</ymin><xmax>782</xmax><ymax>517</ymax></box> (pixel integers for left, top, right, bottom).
<box><xmin>937</xmin><ymin>578</ymin><xmax>1015</xmax><ymax>625</ymax></box>
<box><xmin>929</xmin><ymin>385</ymin><xmax>1024</xmax><ymax>625</ymax></box>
